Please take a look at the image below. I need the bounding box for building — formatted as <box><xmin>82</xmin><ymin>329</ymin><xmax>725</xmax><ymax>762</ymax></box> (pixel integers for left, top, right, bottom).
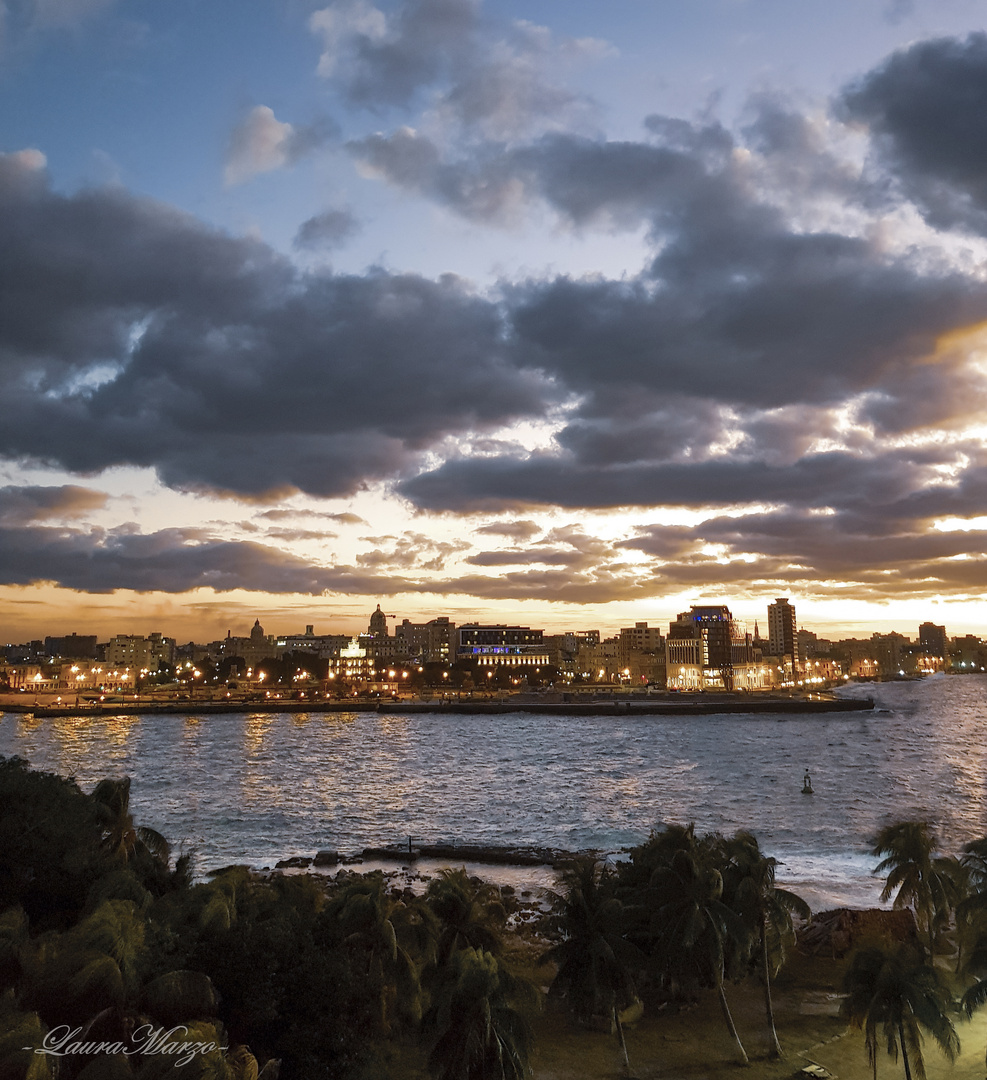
<box><xmin>767</xmin><ymin>599</ymin><xmax>799</xmax><ymax>669</ymax></box>
<box><xmin>666</xmin><ymin>605</ymin><xmax>765</xmax><ymax>690</ymax></box>
<box><xmin>544</xmin><ymin>631</ymin><xmax>601</xmax><ymax>680</ymax></box>
<box><xmin>277</xmin><ymin>625</ymin><xmax>350</xmax><ymax>659</ymax></box>
<box><xmin>329</xmin><ymin>637</ymin><xmax>375</xmax><ymax>685</ymax></box>
<box><xmin>457</xmin><ymin>625</ymin><xmax>550</xmax><ymax>669</ymax></box>
<box><xmin>208</xmin><ymin>620</ymin><xmax>279</xmax><ymax>666</ymax></box>
<box><xmin>617</xmin><ymin>623</ymin><xmax>666</xmax><ymax>686</ymax></box>
<box><xmin>394</xmin><ymin>616</ymin><xmax>457</xmax><ymax>663</ymax></box>
<box><xmin>104</xmin><ymin>632</ymin><xmax>176</xmax><ymax>671</ymax></box>
<box><xmin>44</xmin><ymin>633</ymin><xmax>97</xmax><ymax>659</ymax></box>
<box><xmin>918</xmin><ymin>622</ymin><xmax>947</xmax><ymax>658</ymax></box>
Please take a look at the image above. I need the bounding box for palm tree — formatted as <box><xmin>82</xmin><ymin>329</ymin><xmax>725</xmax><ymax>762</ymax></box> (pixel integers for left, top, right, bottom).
<box><xmin>648</xmin><ymin>844</ymin><xmax>752</xmax><ymax>1065</ymax></box>
<box><xmin>542</xmin><ymin>858</ymin><xmax>641</xmax><ymax>1073</ymax></box>
<box><xmin>724</xmin><ymin>830</ymin><xmax>810</xmax><ymax>1058</ymax></box>
<box><xmin>91</xmin><ymin>777</ymin><xmax>171</xmax><ymax>873</ymax></box>
<box><xmin>323</xmin><ymin>874</ymin><xmax>428</xmax><ymax>1032</ymax></box>
<box><xmin>423</xmin><ymin>947</ymin><xmax>536</xmax><ymax>1080</ymax></box>
<box><xmin>426</xmin><ymin>868</ymin><xmax>506</xmax><ymax>967</ymax></box>
<box><xmin>841</xmin><ymin>944</ymin><xmax>959</xmax><ymax>1080</ymax></box>
<box><xmin>871</xmin><ymin>822</ymin><xmax>956</xmax><ymax>957</ymax></box>
<box><xmin>959</xmin><ymin>928</ymin><xmax>987</xmax><ymax>1077</ymax></box>
<box><xmin>956</xmin><ymin>839</ymin><xmax>987</xmax><ymax>973</ymax></box>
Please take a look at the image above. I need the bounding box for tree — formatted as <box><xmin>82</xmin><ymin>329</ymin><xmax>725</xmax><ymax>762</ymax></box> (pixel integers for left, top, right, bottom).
<box><xmin>724</xmin><ymin>830</ymin><xmax>810</xmax><ymax>1058</ymax></box>
<box><xmin>423</xmin><ymin>947</ymin><xmax>536</xmax><ymax>1080</ymax></box>
<box><xmin>542</xmin><ymin>858</ymin><xmax>641</xmax><ymax>1073</ymax></box>
<box><xmin>0</xmin><ymin>755</ymin><xmax>110</xmax><ymax>929</ymax></box>
<box><xmin>648</xmin><ymin>843</ymin><xmax>752</xmax><ymax>1065</ymax></box>
<box><xmin>841</xmin><ymin>944</ymin><xmax>959</xmax><ymax>1080</ymax></box>
<box><xmin>959</xmin><ymin>928</ymin><xmax>987</xmax><ymax>1077</ymax></box>
<box><xmin>322</xmin><ymin>873</ymin><xmax>427</xmax><ymax>1033</ymax></box>
<box><xmin>425</xmin><ymin>868</ymin><xmax>505</xmax><ymax>968</ymax></box>
<box><xmin>955</xmin><ymin>839</ymin><xmax>987</xmax><ymax>973</ymax></box>
<box><xmin>871</xmin><ymin>822</ymin><xmax>956</xmax><ymax>957</ymax></box>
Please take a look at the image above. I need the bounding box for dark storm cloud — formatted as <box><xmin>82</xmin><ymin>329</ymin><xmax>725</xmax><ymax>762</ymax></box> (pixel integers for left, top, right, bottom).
<box><xmin>400</xmin><ymin>449</ymin><xmax>930</xmax><ymax>513</ymax></box>
<box><xmin>0</xmin><ymin>484</ymin><xmax>108</xmax><ymax>524</ymax></box>
<box><xmin>0</xmin><ymin>523</ymin><xmax>422</xmax><ymax>594</ymax></box>
<box><xmin>11</xmin><ymin>24</ymin><xmax>987</xmax><ymax>607</ymax></box>
<box><xmin>841</xmin><ymin>33</ymin><xmax>987</xmax><ymax>234</ymax></box>
<box><xmin>466</xmin><ymin>525</ymin><xmax>612</xmax><ymax>570</ymax></box>
<box><xmin>436</xmin><ymin>567</ymin><xmax>651</xmax><ymax>604</ymax></box>
<box><xmin>0</xmin><ymin>151</ymin><xmax>556</xmax><ymax>498</ymax></box>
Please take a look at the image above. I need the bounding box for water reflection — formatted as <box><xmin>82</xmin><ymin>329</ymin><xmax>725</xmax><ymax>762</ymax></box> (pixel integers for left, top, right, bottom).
<box><xmin>1</xmin><ymin>677</ymin><xmax>986</xmax><ymax>905</ymax></box>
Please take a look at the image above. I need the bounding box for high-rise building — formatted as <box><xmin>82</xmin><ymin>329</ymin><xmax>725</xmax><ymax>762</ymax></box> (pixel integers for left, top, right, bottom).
<box><xmin>918</xmin><ymin>622</ymin><xmax>947</xmax><ymax>657</ymax></box>
<box><xmin>767</xmin><ymin>598</ymin><xmax>798</xmax><ymax>666</ymax></box>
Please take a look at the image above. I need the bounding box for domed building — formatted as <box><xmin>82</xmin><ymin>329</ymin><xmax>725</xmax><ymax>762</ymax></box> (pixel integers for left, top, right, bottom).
<box><xmin>368</xmin><ymin>605</ymin><xmax>389</xmax><ymax>638</ymax></box>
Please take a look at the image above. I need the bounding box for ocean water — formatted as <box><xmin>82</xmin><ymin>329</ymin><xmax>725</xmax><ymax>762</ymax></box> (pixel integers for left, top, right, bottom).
<box><xmin>2</xmin><ymin>674</ymin><xmax>985</xmax><ymax>912</ymax></box>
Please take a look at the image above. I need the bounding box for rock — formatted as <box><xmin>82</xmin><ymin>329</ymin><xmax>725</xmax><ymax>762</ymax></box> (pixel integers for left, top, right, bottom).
<box><xmin>275</xmin><ymin>856</ymin><xmax>312</xmax><ymax>869</ymax></box>
<box><xmin>798</xmin><ymin>907</ymin><xmax>919</xmax><ymax>957</ymax></box>
<box><xmin>313</xmin><ymin>850</ymin><xmax>339</xmax><ymax>867</ymax></box>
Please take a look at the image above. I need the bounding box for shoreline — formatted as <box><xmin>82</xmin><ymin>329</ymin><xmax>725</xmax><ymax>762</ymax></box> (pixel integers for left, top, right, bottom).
<box><xmin>0</xmin><ymin>690</ymin><xmax>873</xmax><ymax>718</ymax></box>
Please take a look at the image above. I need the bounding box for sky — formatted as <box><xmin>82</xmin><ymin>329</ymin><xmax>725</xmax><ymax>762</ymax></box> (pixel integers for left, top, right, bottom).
<box><xmin>5</xmin><ymin>0</ymin><xmax>987</xmax><ymax>643</ymax></box>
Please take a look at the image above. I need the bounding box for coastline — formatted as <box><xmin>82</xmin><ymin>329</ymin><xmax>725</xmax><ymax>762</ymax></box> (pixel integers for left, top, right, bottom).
<box><xmin>0</xmin><ymin>689</ymin><xmax>873</xmax><ymax>718</ymax></box>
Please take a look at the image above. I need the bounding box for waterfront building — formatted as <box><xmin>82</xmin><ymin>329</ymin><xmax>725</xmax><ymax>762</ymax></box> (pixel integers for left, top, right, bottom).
<box><xmin>919</xmin><ymin>622</ymin><xmax>947</xmax><ymax>658</ymax></box>
<box><xmin>543</xmin><ymin>631</ymin><xmax>600</xmax><ymax>680</ymax></box>
<box><xmin>394</xmin><ymin>616</ymin><xmax>456</xmax><ymax>663</ymax></box>
<box><xmin>951</xmin><ymin>634</ymin><xmax>987</xmax><ymax>672</ymax></box>
<box><xmin>666</xmin><ymin>605</ymin><xmax>765</xmax><ymax>690</ymax></box>
<box><xmin>767</xmin><ymin>598</ymin><xmax>799</xmax><ymax>671</ymax></box>
<box><xmin>105</xmin><ymin>632</ymin><xmax>176</xmax><ymax>671</ymax></box>
<box><xmin>329</xmin><ymin>636</ymin><xmax>375</xmax><ymax>685</ymax></box>
<box><xmin>457</xmin><ymin>624</ymin><xmax>550</xmax><ymax>668</ymax></box>
<box><xmin>618</xmin><ymin>623</ymin><xmax>666</xmax><ymax>687</ymax></box>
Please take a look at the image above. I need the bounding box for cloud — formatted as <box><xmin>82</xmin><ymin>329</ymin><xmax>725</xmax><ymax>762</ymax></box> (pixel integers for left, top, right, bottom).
<box><xmin>0</xmin><ymin>522</ymin><xmax>423</xmax><ymax>595</ymax></box>
<box><xmin>474</xmin><ymin>519</ymin><xmax>541</xmax><ymax>541</ymax></box>
<box><xmin>840</xmin><ymin>33</ymin><xmax>987</xmax><ymax>235</ymax></box>
<box><xmin>256</xmin><ymin>508</ymin><xmax>368</xmax><ymax>525</ymax></box>
<box><xmin>225</xmin><ymin>105</ymin><xmax>336</xmax><ymax>186</ymax></box>
<box><xmin>0</xmin><ymin>484</ymin><xmax>107</xmax><ymax>524</ymax></box>
<box><xmin>10</xmin><ymin>23</ymin><xmax>987</xmax><ymax>609</ymax></box>
<box><xmin>0</xmin><ymin>150</ymin><xmax>557</xmax><ymax>499</ymax></box>
<box><xmin>355</xmin><ymin>530</ymin><xmax>470</xmax><ymax>570</ymax></box>
<box><xmin>293</xmin><ymin>207</ymin><xmax>360</xmax><ymax>250</ymax></box>
<box><xmin>311</xmin><ymin>0</ymin><xmax>604</xmax><ymax>139</ymax></box>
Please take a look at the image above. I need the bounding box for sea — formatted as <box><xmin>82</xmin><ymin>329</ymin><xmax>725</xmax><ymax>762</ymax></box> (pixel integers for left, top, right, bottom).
<box><xmin>1</xmin><ymin>674</ymin><xmax>985</xmax><ymax>913</ymax></box>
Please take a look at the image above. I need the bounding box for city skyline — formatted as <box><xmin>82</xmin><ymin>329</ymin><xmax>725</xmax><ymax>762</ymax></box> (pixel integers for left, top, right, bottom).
<box><xmin>5</xmin><ymin>1</ymin><xmax>987</xmax><ymax>640</ymax></box>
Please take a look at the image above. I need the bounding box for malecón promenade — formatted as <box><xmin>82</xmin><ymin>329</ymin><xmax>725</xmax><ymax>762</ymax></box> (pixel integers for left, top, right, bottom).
<box><xmin>0</xmin><ymin>688</ymin><xmax>873</xmax><ymax>718</ymax></box>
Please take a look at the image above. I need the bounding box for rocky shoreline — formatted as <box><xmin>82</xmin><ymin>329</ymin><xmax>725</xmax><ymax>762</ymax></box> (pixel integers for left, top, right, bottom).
<box><xmin>273</xmin><ymin>841</ymin><xmax>585</xmax><ymax>871</ymax></box>
<box><xmin>2</xmin><ymin>691</ymin><xmax>873</xmax><ymax>719</ymax></box>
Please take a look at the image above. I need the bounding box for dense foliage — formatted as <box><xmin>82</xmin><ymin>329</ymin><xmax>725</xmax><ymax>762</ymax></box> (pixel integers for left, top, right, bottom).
<box><xmin>8</xmin><ymin>757</ymin><xmax>987</xmax><ymax>1079</ymax></box>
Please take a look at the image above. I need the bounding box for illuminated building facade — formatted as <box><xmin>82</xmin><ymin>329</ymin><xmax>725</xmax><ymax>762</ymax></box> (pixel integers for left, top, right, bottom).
<box><xmin>457</xmin><ymin>625</ymin><xmax>550</xmax><ymax>667</ymax></box>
